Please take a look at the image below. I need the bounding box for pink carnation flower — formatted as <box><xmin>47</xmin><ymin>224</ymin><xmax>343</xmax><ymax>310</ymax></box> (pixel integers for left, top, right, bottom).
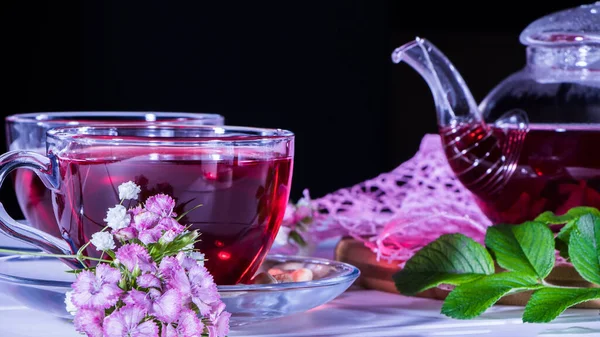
<box><xmin>133</xmin><ymin>211</ymin><xmax>160</xmax><ymax>230</ymax></box>
<box><xmin>145</xmin><ymin>194</ymin><xmax>177</xmax><ymax>218</ymax></box>
<box><xmin>132</xmin><ymin>211</ymin><xmax>163</xmax><ymax>244</ymax></box>
<box><xmin>68</xmin><ymin>188</ymin><xmax>231</xmax><ymax>336</ymax></box>
<box><xmin>114</xmin><ymin>226</ymin><xmax>138</xmax><ymax>241</ymax></box>
<box><xmin>138</xmin><ymin>228</ymin><xmax>165</xmax><ymax>245</ymax></box>
<box><xmin>115</xmin><ymin>244</ymin><xmax>157</xmax><ymax>273</ymax></box>
<box><xmin>129</xmin><ymin>205</ymin><xmax>144</xmax><ymax>216</ymax></box>
<box><xmin>73</xmin><ymin>308</ymin><xmax>104</xmax><ymax>337</ymax></box>
<box><xmin>158</xmin><ymin>217</ymin><xmax>185</xmax><ymax>235</ymax></box>
<box><xmin>282</xmin><ymin>204</ymin><xmax>297</xmax><ymax>225</ymax></box>
<box><xmin>131</xmin><ymin>199</ymin><xmax>184</xmax><ymax>244</ymax></box>
<box><xmin>159</xmin><ymin>257</ymin><xmax>191</xmax><ymax>299</ymax></box>
<box><xmin>137</xmin><ymin>273</ymin><xmax>162</xmax><ymax>289</ymax></box>
<box><xmin>124</xmin><ymin>288</ymin><xmax>182</xmax><ymax>324</ymax></box>
<box><xmin>295</xmin><ymin>204</ymin><xmax>313</xmax><ymax>221</ymax></box>
<box><xmin>176</xmin><ymin>254</ymin><xmax>201</xmax><ymax>271</ymax></box>
<box><xmin>103</xmin><ymin>305</ymin><xmax>158</xmax><ymax>337</ymax></box>
<box><xmin>188</xmin><ymin>263</ymin><xmax>220</xmax><ymax>315</ymax></box>
<box><xmin>162</xmin><ymin>309</ymin><xmax>204</xmax><ymax>337</ymax></box>
<box><xmin>150</xmin><ymin>289</ymin><xmax>181</xmax><ymax>323</ymax></box>
<box><xmin>207</xmin><ymin>301</ymin><xmax>231</xmax><ymax>337</ymax></box>
<box><xmin>71</xmin><ymin>264</ymin><xmax>123</xmax><ymax>310</ymax></box>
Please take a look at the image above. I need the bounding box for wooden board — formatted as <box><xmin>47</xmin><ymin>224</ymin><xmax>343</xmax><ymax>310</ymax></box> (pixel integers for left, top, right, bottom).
<box><xmin>334</xmin><ymin>237</ymin><xmax>600</xmax><ymax>308</ymax></box>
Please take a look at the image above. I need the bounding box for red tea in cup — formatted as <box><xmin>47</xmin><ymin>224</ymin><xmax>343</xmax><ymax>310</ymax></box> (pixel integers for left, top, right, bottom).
<box><xmin>0</xmin><ymin>124</ymin><xmax>294</xmax><ymax>285</ymax></box>
<box><xmin>4</xmin><ymin>112</ymin><xmax>224</xmax><ymax>239</ymax></box>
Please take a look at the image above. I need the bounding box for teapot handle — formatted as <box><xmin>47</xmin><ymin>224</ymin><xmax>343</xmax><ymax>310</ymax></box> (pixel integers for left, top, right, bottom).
<box><xmin>0</xmin><ymin>151</ymin><xmax>82</xmax><ymax>269</ymax></box>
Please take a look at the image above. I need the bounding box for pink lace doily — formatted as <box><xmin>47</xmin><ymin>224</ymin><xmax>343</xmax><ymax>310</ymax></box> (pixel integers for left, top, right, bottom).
<box><xmin>275</xmin><ymin>134</ymin><xmax>569</xmax><ymax>267</ymax></box>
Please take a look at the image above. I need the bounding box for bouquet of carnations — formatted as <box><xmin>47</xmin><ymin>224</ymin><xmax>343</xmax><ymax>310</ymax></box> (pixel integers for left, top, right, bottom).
<box><xmin>63</xmin><ymin>181</ymin><xmax>230</xmax><ymax>337</ymax></box>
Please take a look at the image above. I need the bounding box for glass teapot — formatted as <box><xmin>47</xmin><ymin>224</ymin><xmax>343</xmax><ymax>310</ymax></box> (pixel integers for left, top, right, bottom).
<box><xmin>392</xmin><ymin>2</ymin><xmax>600</xmax><ymax>225</ymax></box>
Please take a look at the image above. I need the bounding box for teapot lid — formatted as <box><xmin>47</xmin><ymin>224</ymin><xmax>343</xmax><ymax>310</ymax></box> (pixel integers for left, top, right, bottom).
<box><xmin>520</xmin><ymin>2</ymin><xmax>600</xmax><ymax>46</ymax></box>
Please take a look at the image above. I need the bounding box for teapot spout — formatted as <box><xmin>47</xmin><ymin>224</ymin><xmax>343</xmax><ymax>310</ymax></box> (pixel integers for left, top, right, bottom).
<box><xmin>393</xmin><ymin>37</ymin><xmax>530</xmax><ymax>199</ymax></box>
<box><xmin>391</xmin><ymin>37</ymin><xmax>481</xmax><ymax>127</ymax></box>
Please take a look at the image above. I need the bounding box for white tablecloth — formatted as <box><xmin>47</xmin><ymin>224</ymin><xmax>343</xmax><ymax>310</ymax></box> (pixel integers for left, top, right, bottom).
<box><xmin>1</xmin><ymin>236</ymin><xmax>599</xmax><ymax>336</ymax></box>
<box><xmin>1</xmin><ymin>287</ymin><xmax>599</xmax><ymax>337</ymax></box>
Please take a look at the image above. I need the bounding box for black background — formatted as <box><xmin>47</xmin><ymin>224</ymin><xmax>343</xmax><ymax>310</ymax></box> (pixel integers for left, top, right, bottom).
<box><xmin>0</xmin><ymin>1</ymin><xmax>587</xmax><ymax>219</ymax></box>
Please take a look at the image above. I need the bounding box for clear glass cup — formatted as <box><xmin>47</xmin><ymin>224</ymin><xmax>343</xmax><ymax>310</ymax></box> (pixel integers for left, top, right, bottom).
<box><xmin>0</xmin><ymin>123</ymin><xmax>294</xmax><ymax>285</ymax></box>
<box><xmin>4</xmin><ymin>111</ymin><xmax>224</xmax><ymax>238</ymax></box>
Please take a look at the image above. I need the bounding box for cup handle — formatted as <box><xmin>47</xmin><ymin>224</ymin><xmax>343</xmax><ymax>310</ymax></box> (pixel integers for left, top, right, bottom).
<box><xmin>0</xmin><ymin>151</ymin><xmax>82</xmax><ymax>268</ymax></box>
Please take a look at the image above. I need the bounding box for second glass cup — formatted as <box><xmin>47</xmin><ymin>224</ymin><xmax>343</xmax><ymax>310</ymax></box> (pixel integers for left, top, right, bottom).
<box><xmin>0</xmin><ymin>123</ymin><xmax>294</xmax><ymax>285</ymax></box>
<box><xmin>4</xmin><ymin>111</ymin><xmax>224</xmax><ymax>238</ymax></box>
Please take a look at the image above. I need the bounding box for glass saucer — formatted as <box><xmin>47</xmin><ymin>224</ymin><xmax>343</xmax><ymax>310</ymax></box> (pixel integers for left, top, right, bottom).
<box><xmin>0</xmin><ymin>254</ymin><xmax>359</xmax><ymax>327</ymax></box>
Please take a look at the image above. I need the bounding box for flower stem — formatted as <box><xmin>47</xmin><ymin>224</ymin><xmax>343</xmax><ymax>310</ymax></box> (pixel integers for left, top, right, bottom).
<box><xmin>0</xmin><ymin>249</ymin><xmax>113</xmax><ymax>264</ymax></box>
<box><xmin>82</xmin><ymin>256</ymin><xmax>114</xmax><ymax>263</ymax></box>
<box><xmin>0</xmin><ymin>248</ymin><xmax>78</xmax><ymax>259</ymax></box>
<box><xmin>176</xmin><ymin>203</ymin><xmax>203</xmax><ymax>221</ymax></box>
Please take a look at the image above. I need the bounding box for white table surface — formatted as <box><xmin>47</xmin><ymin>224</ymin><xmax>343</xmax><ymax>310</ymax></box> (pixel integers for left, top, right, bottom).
<box><xmin>1</xmin><ymin>236</ymin><xmax>599</xmax><ymax>336</ymax></box>
<box><xmin>0</xmin><ymin>288</ymin><xmax>600</xmax><ymax>337</ymax></box>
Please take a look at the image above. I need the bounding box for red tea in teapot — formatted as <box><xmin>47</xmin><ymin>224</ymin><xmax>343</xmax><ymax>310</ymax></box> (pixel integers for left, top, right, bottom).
<box><xmin>392</xmin><ymin>35</ymin><xmax>600</xmax><ymax>225</ymax></box>
<box><xmin>442</xmin><ymin>122</ymin><xmax>600</xmax><ymax>224</ymax></box>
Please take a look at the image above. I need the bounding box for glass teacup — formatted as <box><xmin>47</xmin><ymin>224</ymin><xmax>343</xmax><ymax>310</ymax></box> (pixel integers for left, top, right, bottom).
<box><xmin>4</xmin><ymin>111</ymin><xmax>224</xmax><ymax>238</ymax></box>
<box><xmin>0</xmin><ymin>123</ymin><xmax>294</xmax><ymax>285</ymax></box>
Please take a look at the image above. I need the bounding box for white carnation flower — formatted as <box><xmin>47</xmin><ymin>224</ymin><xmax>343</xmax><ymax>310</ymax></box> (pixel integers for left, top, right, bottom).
<box><xmin>180</xmin><ymin>244</ymin><xmax>205</xmax><ymax>266</ymax></box>
<box><xmin>104</xmin><ymin>205</ymin><xmax>131</xmax><ymax>230</ymax></box>
<box><xmin>118</xmin><ymin>181</ymin><xmax>141</xmax><ymax>200</ymax></box>
<box><xmin>274</xmin><ymin>226</ymin><xmax>292</xmax><ymax>246</ymax></box>
<box><xmin>188</xmin><ymin>251</ymin><xmax>205</xmax><ymax>266</ymax></box>
<box><xmin>64</xmin><ymin>291</ymin><xmax>77</xmax><ymax>316</ymax></box>
<box><xmin>90</xmin><ymin>231</ymin><xmax>116</xmax><ymax>251</ymax></box>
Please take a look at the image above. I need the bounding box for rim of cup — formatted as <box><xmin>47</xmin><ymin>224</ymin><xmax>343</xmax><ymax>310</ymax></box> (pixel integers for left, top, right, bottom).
<box><xmin>46</xmin><ymin>123</ymin><xmax>295</xmax><ymax>146</ymax></box>
<box><xmin>5</xmin><ymin>111</ymin><xmax>224</xmax><ymax>125</ymax></box>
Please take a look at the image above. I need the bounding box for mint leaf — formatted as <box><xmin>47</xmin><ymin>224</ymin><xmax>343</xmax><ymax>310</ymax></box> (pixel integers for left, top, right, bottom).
<box><xmin>441</xmin><ymin>272</ymin><xmax>541</xmax><ymax>319</ymax></box>
<box><xmin>556</xmin><ymin>219</ymin><xmax>577</xmax><ymax>259</ymax></box>
<box><xmin>536</xmin><ymin>207</ymin><xmax>600</xmax><ymax>260</ymax></box>
<box><xmin>535</xmin><ymin>207</ymin><xmax>600</xmax><ymax>224</ymax></box>
<box><xmin>289</xmin><ymin>230</ymin><xmax>307</xmax><ymax>247</ymax></box>
<box><xmin>393</xmin><ymin>234</ymin><xmax>494</xmax><ymax>296</ymax></box>
<box><xmin>523</xmin><ymin>287</ymin><xmax>600</xmax><ymax>323</ymax></box>
<box><xmin>569</xmin><ymin>214</ymin><xmax>600</xmax><ymax>284</ymax></box>
<box><xmin>485</xmin><ymin>222</ymin><xmax>555</xmax><ymax>280</ymax></box>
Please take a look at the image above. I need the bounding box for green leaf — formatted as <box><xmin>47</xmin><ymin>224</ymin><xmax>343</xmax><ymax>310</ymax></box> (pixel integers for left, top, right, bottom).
<box><xmin>557</xmin><ymin>219</ymin><xmax>577</xmax><ymax>242</ymax></box>
<box><xmin>441</xmin><ymin>272</ymin><xmax>541</xmax><ymax>319</ymax></box>
<box><xmin>535</xmin><ymin>207</ymin><xmax>600</xmax><ymax>224</ymax></box>
<box><xmin>536</xmin><ymin>207</ymin><xmax>600</xmax><ymax>260</ymax></box>
<box><xmin>556</xmin><ymin>219</ymin><xmax>577</xmax><ymax>259</ymax></box>
<box><xmin>569</xmin><ymin>214</ymin><xmax>600</xmax><ymax>284</ymax></box>
<box><xmin>523</xmin><ymin>287</ymin><xmax>600</xmax><ymax>323</ymax></box>
<box><xmin>392</xmin><ymin>233</ymin><xmax>494</xmax><ymax>296</ymax></box>
<box><xmin>485</xmin><ymin>222</ymin><xmax>555</xmax><ymax>280</ymax></box>
<box><xmin>175</xmin><ymin>203</ymin><xmax>203</xmax><ymax>221</ymax></box>
<box><xmin>289</xmin><ymin>230</ymin><xmax>307</xmax><ymax>247</ymax></box>
<box><xmin>162</xmin><ymin>231</ymin><xmax>200</xmax><ymax>256</ymax></box>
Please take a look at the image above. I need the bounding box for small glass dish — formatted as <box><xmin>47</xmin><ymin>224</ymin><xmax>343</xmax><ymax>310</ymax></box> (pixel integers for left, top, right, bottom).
<box><xmin>0</xmin><ymin>254</ymin><xmax>359</xmax><ymax>327</ymax></box>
